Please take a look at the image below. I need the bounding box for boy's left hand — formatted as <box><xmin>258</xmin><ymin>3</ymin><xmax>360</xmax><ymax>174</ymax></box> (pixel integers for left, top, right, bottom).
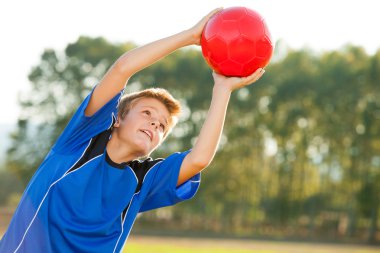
<box><xmin>212</xmin><ymin>68</ymin><xmax>265</xmax><ymax>92</ymax></box>
<box><xmin>188</xmin><ymin>7</ymin><xmax>223</xmax><ymax>45</ymax></box>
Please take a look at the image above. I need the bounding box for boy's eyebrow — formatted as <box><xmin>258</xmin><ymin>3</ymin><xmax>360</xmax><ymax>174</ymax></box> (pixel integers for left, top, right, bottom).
<box><xmin>143</xmin><ymin>106</ymin><xmax>169</xmax><ymax>125</ymax></box>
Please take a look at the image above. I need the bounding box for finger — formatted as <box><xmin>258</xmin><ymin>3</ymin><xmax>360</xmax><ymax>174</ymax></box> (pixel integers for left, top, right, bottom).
<box><xmin>254</xmin><ymin>68</ymin><xmax>265</xmax><ymax>81</ymax></box>
<box><xmin>246</xmin><ymin>68</ymin><xmax>262</xmax><ymax>79</ymax></box>
<box><xmin>243</xmin><ymin>68</ymin><xmax>264</xmax><ymax>84</ymax></box>
<box><xmin>206</xmin><ymin>7</ymin><xmax>223</xmax><ymax>19</ymax></box>
<box><xmin>210</xmin><ymin>7</ymin><xmax>223</xmax><ymax>16</ymax></box>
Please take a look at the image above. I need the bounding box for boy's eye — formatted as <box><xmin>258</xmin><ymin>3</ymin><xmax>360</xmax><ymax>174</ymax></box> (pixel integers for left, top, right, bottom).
<box><xmin>143</xmin><ymin>110</ymin><xmax>151</xmax><ymax>116</ymax></box>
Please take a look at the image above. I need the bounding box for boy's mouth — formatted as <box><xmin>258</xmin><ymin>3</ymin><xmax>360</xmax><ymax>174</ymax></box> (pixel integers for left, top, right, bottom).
<box><xmin>140</xmin><ymin>129</ymin><xmax>152</xmax><ymax>141</ymax></box>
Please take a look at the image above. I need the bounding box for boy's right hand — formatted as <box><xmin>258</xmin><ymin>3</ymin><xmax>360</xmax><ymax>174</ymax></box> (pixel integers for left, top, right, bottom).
<box><xmin>188</xmin><ymin>8</ymin><xmax>223</xmax><ymax>45</ymax></box>
<box><xmin>212</xmin><ymin>68</ymin><xmax>265</xmax><ymax>93</ymax></box>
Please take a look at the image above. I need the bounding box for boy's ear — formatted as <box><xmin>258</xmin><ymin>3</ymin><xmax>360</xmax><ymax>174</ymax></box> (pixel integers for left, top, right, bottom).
<box><xmin>114</xmin><ymin>115</ymin><xmax>121</xmax><ymax>127</ymax></box>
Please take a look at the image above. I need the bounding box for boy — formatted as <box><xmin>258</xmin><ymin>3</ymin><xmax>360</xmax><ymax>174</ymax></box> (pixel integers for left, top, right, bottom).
<box><xmin>0</xmin><ymin>8</ymin><xmax>265</xmax><ymax>253</ymax></box>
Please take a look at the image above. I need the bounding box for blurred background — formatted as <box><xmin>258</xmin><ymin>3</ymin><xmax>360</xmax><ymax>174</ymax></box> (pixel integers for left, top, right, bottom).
<box><xmin>0</xmin><ymin>0</ymin><xmax>379</xmax><ymax>252</ymax></box>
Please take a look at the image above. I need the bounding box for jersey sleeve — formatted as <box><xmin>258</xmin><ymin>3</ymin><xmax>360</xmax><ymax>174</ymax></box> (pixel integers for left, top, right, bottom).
<box><xmin>139</xmin><ymin>150</ymin><xmax>201</xmax><ymax>212</ymax></box>
<box><xmin>52</xmin><ymin>85</ymin><xmax>124</xmax><ymax>154</ymax></box>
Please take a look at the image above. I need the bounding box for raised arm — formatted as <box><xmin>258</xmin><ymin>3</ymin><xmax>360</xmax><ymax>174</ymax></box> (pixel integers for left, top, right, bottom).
<box><xmin>85</xmin><ymin>8</ymin><xmax>222</xmax><ymax>116</ymax></box>
<box><xmin>178</xmin><ymin>68</ymin><xmax>265</xmax><ymax>186</ymax></box>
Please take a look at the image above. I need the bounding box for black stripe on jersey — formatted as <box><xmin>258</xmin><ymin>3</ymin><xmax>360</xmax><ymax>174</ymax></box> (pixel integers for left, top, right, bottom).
<box><xmin>65</xmin><ymin>128</ymin><xmax>113</xmax><ymax>175</ymax></box>
<box><xmin>128</xmin><ymin>158</ymin><xmax>163</xmax><ymax>193</ymax></box>
<box><xmin>103</xmin><ymin>154</ymin><xmax>163</xmax><ymax>221</ymax></box>
<box><xmin>121</xmin><ymin>203</ymin><xmax>130</xmax><ymax>223</ymax></box>
<box><xmin>120</xmin><ymin>159</ymin><xmax>163</xmax><ymax>222</ymax></box>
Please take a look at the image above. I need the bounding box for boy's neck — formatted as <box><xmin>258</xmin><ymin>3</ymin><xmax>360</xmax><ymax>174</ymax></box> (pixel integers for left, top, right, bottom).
<box><xmin>106</xmin><ymin>134</ymin><xmax>142</xmax><ymax>164</ymax></box>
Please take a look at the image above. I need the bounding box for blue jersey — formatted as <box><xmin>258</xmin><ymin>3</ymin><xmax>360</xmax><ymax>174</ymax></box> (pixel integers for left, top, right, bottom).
<box><xmin>0</xmin><ymin>87</ymin><xmax>201</xmax><ymax>253</ymax></box>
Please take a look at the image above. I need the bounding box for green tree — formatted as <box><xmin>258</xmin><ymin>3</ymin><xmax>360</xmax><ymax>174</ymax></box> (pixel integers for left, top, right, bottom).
<box><xmin>6</xmin><ymin>36</ymin><xmax>379</xmax><ymax>243</ymax></box>
<box><xmin>6</xmin><ymin>37</ymin><xmax>132</xmax><ymax>185</ymax></box>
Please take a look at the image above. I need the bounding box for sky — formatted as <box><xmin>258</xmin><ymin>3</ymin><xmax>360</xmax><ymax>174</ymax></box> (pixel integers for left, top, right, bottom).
<box><xmin>0</xmin><ymin>0</ymin><xmax>379</xmax><ymax>125</ymax></box>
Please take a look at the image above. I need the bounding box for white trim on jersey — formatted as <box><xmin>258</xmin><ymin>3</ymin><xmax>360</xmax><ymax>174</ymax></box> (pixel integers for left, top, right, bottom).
<box><xmin>113</xmin><ymin>160</ymin><xmax>163</xmax><ymax>252</ymax></box>
<box><xmin>13</xmin><ymin>140</ymin><xmax>100</xmax><ymax>253</ymax></box>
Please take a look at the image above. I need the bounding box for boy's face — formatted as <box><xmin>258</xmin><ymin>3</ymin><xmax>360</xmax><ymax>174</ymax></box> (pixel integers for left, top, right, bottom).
<box><xmin>114</xmin><ymin>98</ymin><xmax>170</xmax><ymax>156</ymax></box>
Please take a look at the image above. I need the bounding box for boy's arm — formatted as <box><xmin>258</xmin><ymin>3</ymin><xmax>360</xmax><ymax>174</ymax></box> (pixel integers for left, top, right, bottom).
<box><xmin>178</xmin><ymin>69</ymin><xmax>265</xmax><ymax>186</ymax></box>
<box><xmin>85</xmin><ymin>8</ymin><xmax>222</xmax><ymax>116</ymax></box>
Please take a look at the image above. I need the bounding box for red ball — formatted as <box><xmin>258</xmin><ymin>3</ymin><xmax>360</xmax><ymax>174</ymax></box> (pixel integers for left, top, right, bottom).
<box><xmin>201</xmin><ymin>6</ymin><xmax>274</xmax><ymax>77</ymax></box>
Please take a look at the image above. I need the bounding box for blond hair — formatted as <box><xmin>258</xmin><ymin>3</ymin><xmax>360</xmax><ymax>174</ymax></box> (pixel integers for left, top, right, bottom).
<box><xmin>118</xmin><ymin>88</ymin><xmax>181</xmax><ymax>137</ymax></box>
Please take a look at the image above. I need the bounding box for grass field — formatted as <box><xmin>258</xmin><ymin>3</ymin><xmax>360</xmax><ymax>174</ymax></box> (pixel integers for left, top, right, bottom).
<box><xmin>125</xmin><ymin>236</ymin><xmax>380</xmax><ymax>253</ymax></box>
<box><xmin>1</xmin><ymin>228</ymin><xmax>379</xmax><ymax>253</ymax></box>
